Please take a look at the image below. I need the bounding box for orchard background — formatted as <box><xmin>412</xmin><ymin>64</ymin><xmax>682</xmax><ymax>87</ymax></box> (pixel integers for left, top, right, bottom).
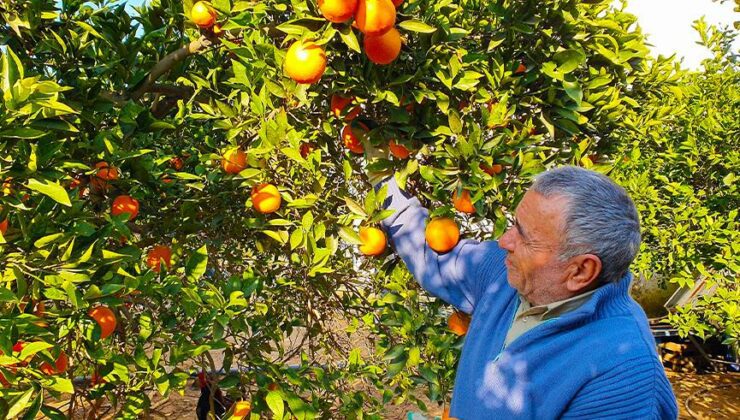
<box><xmin>0</xmin><ymin>0</ymin><xmax>737</xmax><ymax>418</ymax></box>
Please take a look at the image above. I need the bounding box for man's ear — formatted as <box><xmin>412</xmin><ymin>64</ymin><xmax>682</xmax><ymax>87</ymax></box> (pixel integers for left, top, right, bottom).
<box><xmin>565</xmin><ymin>254</ymin><xmax>602</xmax><ymax>293</ymax></box>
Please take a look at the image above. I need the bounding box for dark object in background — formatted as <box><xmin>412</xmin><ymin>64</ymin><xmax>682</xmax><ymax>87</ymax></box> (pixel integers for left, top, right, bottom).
<box><xmin>195</xmin><ymin>371</ymin><xmax>233</xmax><ymax>420</ymax></box>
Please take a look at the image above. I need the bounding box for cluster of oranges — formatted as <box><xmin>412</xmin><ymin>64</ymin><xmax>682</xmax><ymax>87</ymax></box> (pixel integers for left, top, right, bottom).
<box><xmin>284</xmin><ymin>0</ymin><xmax>406</xmax><ymax>85</ymax></box>
<box><xmin>0</xmin><ymin>305</ymin><xmax>117</xmax><ymax>385</ymax></box>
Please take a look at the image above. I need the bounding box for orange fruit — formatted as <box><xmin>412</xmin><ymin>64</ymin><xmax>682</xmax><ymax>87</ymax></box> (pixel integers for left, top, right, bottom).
<box><xmin>146</xmin><ymin>245</ymin><xmax>172</xmax><ymax>273</ymax></box>
<box><xmin>515</xmin><ymin>62</ymin><xmax>526</xmax><ymax>74</ymax></box>
<box><xmin>221</xmin><ymin>148</ymin><xmax>247</xmax><ymax>174</ymax></box>
<box><xmin>330</xmin><ymin>95</ymin><xmax>361</xmax><ymax>120</ymax></box>
<box><xmin>111</xmin><ymin>195</ymin><xmax>139</xmax><ymax>220</ymax></box>
<box><xmin>364</xmin><ymin>27</ymin><xmax>402</xmax><ymax>65</ymax></box>
<box><xmin>447</xmin><ymin>311</ymin><xmax>471</xmax><ymax>336</ymax></box>
<box><xmin>40</xmin><ymin>351</ymin><xmax>68</xmax><ymax>375</ymax></box>
<box><xmin>0</xmin><ymin>218</ymin><xmax>8</xmax><ymax>236</ymax></box>
<box><xmin>341</xmin><ymin>123</ymin><xmax>368</xmax><ymax>154</ymax></box>
<box><xmin>267</xmin><ymin>382</ymin><xmax>280</xmax><ymax>391</ymax></box>
<box><xmin>170</xmin><ymin>157</ymin><xmax>184</xmax><ymax>170</ymax></box>
<box><xmin>88</xmin><ymin>306</ymin><xmax>117</xmax><ymax>339</ymax></box>
<box><xmin>191</xmin><ymin>1</ymin><xmax>217</xmax><ymax>29</ymax></box>
<box><xmin>389</xmin><ymin>139</ymin><xmax>411</xmax><ymax>159</ymax></box>
<box><xmin>359</xmin><ymin>226</ymin><xmax>386</xmax><ymax>256</ymax></box>
<box><xmin>392</xmin><ymin>0</ymin><xmax>403</xmax><ymax>6</ymax></box>
<box><xmin>425</xmin><ymin>218</ymin><xmax>460</xmax><ymax>253</ymax></box>
<box><xmin>233</xmin><ymin>401</ymin><xmax>252</xmax><ymax>419</ymax></box>
<box><xmin>452</xmin><ymin>189</ymin><xmax>475</xmax><ymax>214</ymax></box>
<box><xmin>480</xmin><ymin>162</ymin><xmax>503</xmax><ymax>176</ymax></box>
<box><xmin>300</xmin><ymin>143</ymin><xmax>315</xmax><ymax>158</ymax></box>
<box><xmin>318</xmin><ymin>0</ymin><xmax>358</xmax><ymax>23</ymax></box>
<box><xmin>284</xmin><ymin>41</ymin><xmax>327</xmax><ymax>84</ymax></box>
<box><xmin>354</xmin><ymin>0</ymin><xmax>396</xmax><ymax>36</ymax></box>
<box><xmin>95</xmin><ymin>161</ymin><xmax>119</xmax><ymax>181</ymax></box>
<box><xmin>251</xmin><ymin>183</ymin><xmax>281</xmax><ymax>214</ymax></box>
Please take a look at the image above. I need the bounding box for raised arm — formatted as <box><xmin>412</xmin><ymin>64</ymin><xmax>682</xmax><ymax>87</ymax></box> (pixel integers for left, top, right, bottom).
<box><xmin>377</xmin><ymin>175</ymin><xmax>510</xmax><ymax>314</ymax></box>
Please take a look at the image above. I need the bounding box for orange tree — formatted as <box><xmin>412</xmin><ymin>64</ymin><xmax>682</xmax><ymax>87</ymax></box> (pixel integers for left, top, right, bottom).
<box><xmin>0</xmin><ymin>0</ymin><xmax>683</xmax><ymax>417</ymax></box>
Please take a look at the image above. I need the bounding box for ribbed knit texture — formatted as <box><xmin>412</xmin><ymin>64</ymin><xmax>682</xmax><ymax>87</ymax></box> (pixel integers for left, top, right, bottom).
<box><xmin>378</xmin><ymin>176</ymin><xmax>678</xmax><ymax>419</ymax></box>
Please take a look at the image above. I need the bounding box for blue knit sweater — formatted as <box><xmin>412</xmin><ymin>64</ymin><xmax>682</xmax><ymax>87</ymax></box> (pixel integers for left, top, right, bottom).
<box><xmin>378</xmin><ymin>176</ymin><xmax>678</xmax><ymax>419</ymax></box>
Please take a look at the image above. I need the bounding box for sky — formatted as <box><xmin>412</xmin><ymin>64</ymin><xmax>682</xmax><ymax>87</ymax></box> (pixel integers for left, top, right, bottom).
<box><xmin>621</xmin><ymin>0</ymin><xmax>739</xmax><ymax>69</ymax></box>
<box><xmin>120</xmin><ymin>0</ymin><xmax>739</xmax><ymax>70</ymax></box>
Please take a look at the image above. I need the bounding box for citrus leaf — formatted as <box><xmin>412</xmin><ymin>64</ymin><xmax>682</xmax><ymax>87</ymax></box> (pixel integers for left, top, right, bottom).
<box><xmin>186</xmin><ymin>245</ymin><xmax>208</xmax><ymax>283</ymax></box>
<box><xmin>26</xmin><ymin>178</ymin><xmax>71</xmax><ymax>206</ymax></box>
<box><xmin>399</xmin><ymin>20</ymin><xmax>437</xmax><ymax>33</ymax></box>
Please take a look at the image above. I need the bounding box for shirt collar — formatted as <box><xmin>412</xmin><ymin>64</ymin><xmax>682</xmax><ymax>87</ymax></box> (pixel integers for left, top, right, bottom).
<box><xmin>517</xmin><ymin>287</ymin><xmax>601</xmax><ymax>321</ymax></box>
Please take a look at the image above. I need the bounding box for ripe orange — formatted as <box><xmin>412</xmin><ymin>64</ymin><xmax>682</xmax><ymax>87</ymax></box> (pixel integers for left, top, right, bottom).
<box><xmin>425</xmin><ymin>218</ymin><xmax>460</xmax><ymax>253</ymax></box>
<box><xmin>0</xmin><ymin>218</ymin><xmax>7</xmax><ymax>236</ymax></box>
<box><xmin>40</xmin><ymin>351</ymin><xmax>68</xmax><ymax>375</ymax></box>
<box><xmin>341</xmin><ymin>123</ymin><xmax>368</xmax><ymax>154</ymax></box>
<box><xmin>284</xmin><ymin>41</ymin><xmax>327</xmax><ymax>84</ymax></box>
<box><xmin>389</xmin><ymin>139</ymin><xmax>411</xmax><ymax>159</ymax></box>
<box><xmin>300</xmin><ymin>143</ymin><xmax>315</xmax><ymax>158</ymax></box>
<box><xmin>146</xmin><ymin>245</ymin><xmax>172</xmax><ymax>273</ymax></box>
<box><xmin>359</xmin><ymin>226</ymin><xmax>386</xmax><ymax>256</ymax></box>
<box><xmin>318</xmin><ymin>0</ymin><xmax>358</xmax><ymax>23</ymax></box>
<box><xmin>448</xmin><ymin>311</ymin><xmax>471</xmax><ymax>336</ymax></box>
<box><xmin>480</xmin><ymin>162</ymin><xmax>503</xmax><ymax>176</ymax></box>
<box><xmin>95</xmin><ymin>161</ymin><xmax>119</xmax><ymax>181</ymax></box>
<box><xmin>233</xmin><ymin>401</ymin><xmax>252</xmax><ymax>419</ymax></box>
<box><xmin>251</xmin><ymin>183</ymin><xmax>282</xmax><ymax>214</ymax></box>
<box><xmin>170</xmin><ymin>156</ymin><xmax>184</xmax><ymax>170</ymax></box>
<box><xmin>392</xmin><ymin>0</ymin><xmax>403</xmax><ymax>6</ymax></box>
<box><xmin>88</xmin><ymin>306</ymin><xmax>117</xmax><ymax>339</ymax></box>
<box><xmin>331</xmin><ymin>95</ymin><xmax>361</xmax><ymax>120</ymax></box>
<box><xmin>515</xmin><ymin>62</ymin><xmax>527</xmax><ymax>74</ymax></box>
<box><xmin>452</xmin><ymin>189</ymin><xmax>475</xmax><ymax>214</ymax></box>
<box><xmin>364</xmin><ymin>27</ymin><xmax>402</xmax><ymax>65</ymax></box>
<box><xmin>354</xmin><ymin>0</ymin><xmax>396</xmax><ymax>36</ymax></box>
<box><xmin>221</xmin><ymin>148</ymin><xmax>247</xmax><ymax>174</ymax></box>
<box><xmin>111</xmin><ymin>195</ymin><xmax>139</xmax><ymax>221</ymax></box>
<box><xmin>191</xmin><ymin>1</ymin><xmax>217</xmax><ymax>29</ymax></box>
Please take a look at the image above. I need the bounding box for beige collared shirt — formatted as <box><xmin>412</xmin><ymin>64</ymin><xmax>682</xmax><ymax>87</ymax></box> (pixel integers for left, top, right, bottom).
<box><xmin>504</xmin><ymin>289</ymin><xmax>599</xmax><ymax>346</ymax></box>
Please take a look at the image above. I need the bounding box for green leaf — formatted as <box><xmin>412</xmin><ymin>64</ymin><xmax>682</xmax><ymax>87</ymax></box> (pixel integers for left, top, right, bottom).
<box><xmin>399</xmin><ymin>20</ymin><xmax>437</xmax><ymax>33</ymax></box>
<box><xmin>75</xmin><ymin>21</ymin><xmax>105</xmax><ymax>40</ymax></box>
<box><xmin>26</xmin><ymin>178</ymin><xmax>71</xmax><ymax>206</ymax></box>
<box><xmin>18</xmin><ymin>341</ymin><xmax>53</xmax><ymax>361</ymax></box>
<box><xmin>44</xmin><ymin>377</ymin><xmax>73</xmax><ymax>394</ymax></box>
<box><xmin>34</xmin><ymin>233</ymin><xmax>65</xmax><ymax>248</ymax></box>
<box><xmin>266</xmin><ymin>391</ymin><xmax>285</xmax><ymax>419</ymax></box>
<box><xmin>7</xmin><ymin>388</ymin><xmax>34</xmax><ymax>419</ymax></box>
<box><xmin>1</xmin><ymin>47</ymin><xmax>23</xmax><ymax>94</ymax></box>
<box><xmin>343</xmin><ymin>197</ymin><xmax>367</xmax><ymax>217</ymax></box>
<box><xmin>0</xmin><ymin>287</ymin><xmax>16</xmax><ymax>302</ymax></box>
<box><xmin>0</xmin><ymin>128</ymin><xmax>47</xmax><ymax>139</ymax></box>
<box><xmin>338</xmin><ymin>226</ymin><xmax>362</xmax><ymax>245</ymax></box>
<box><xmin>186</xmin><ymin>245</ymin><xmax>208</xmax><ymax>283</ymax></box>
<box><xmin>553</xmin><ymin>49</ymin><xmax>586</xmax><ymax>73</ymax></box>
<box><xmin>339</xmin><ymin>25</ymin><xmax>361</xmax><ymax>53</ymax></box>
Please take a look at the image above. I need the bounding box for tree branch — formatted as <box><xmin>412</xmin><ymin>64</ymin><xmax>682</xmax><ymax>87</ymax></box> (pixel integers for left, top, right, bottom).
<box><xmin>131</xmin><ymin>35</ymin><xmax>215</xmax><ymax>100</ymax></box>
<box><xmin>99</xmin><ymin>35</ymin><xmax>215</xmax><ymax>105</ymax></box>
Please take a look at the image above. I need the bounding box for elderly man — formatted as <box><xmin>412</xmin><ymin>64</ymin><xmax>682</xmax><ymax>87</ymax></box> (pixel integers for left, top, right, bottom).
<box><xmin>372</xmin><ymin>165</ymin><xmax>678</xmax><ymax>419</ymax></box>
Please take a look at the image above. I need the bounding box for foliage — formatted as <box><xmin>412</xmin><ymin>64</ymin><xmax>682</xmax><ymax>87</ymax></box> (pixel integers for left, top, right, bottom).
<box><xmin>611</xmin><ymin>18</ymin><xmax>739</xmax><ymax>354</ymax></box>
<box><xmin>0</xmin><ymin>0</ymin><xmax>733</xmax><ymax>418</ymax></box>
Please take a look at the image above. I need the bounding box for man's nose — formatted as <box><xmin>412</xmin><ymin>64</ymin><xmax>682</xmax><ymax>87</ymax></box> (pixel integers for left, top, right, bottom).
<box><xmin>499</xmin><ymin>227</ymin><xmax>516</xmax><ymax>252</ymax></box>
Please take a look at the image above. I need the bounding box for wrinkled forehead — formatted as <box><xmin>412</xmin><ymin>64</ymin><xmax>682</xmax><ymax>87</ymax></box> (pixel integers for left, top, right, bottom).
<box><xmin>515</xmin><ymin>190</ymin><xmax>570</xmax><ymax>240</ymax></box>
